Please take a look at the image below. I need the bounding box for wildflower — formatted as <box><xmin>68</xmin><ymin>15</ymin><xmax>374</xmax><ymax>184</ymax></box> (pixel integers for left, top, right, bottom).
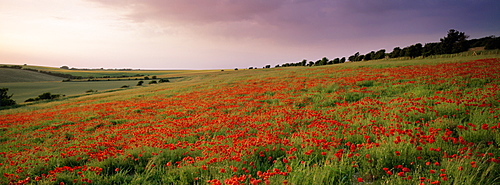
<box><xmin>471</xmin><ymin>161</ymin><xmax>477</xmax><ymax>168</ymax></box>
<box><xmin>398</xmin><ymin>172</ymin><xmax>405</xmax><ymax>177</ymax></box>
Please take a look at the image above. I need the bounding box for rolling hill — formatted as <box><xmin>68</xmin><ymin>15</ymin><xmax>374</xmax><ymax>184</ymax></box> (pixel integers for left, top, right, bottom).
<box><xmin>1</xmin><ymin>54</ymin><xmax>500</xmax><ymax>184</ymax></box>
<box><xmin>0</xmin><ymin>68</ymin><xmax>65</xmax><ymax>83</ymax></box>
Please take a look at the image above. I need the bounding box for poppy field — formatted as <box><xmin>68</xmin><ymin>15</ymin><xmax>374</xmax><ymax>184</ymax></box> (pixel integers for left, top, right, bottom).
<box><xmin>1</xmin><ymin>57</ymin><xmax>500</xmax><ymax>184</ymax></box>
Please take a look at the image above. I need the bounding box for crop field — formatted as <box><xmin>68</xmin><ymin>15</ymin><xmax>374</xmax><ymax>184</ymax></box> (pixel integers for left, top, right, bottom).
<box><xmin>12</xmin><ymin>65</ymin><xmax>220</xmax><ymax>78</ymax></box>
<box><xmin>1</xmin><ymin>56</ymin><xmax>500</xmax><ymax>184</ymax></box>
<box><xmin>0</xmin><ymin>80</ymin><xmax>152</xmax><ymax>103</ymax></box>
<box><xmin>0</xmin><ymin>68</ymin><xmax>65</xmax><ymax>83</ymax></box>
<box><xmin>0</xmin><ymin>66</ymin><xmax>215</xmax><ymax>103</ymax></box>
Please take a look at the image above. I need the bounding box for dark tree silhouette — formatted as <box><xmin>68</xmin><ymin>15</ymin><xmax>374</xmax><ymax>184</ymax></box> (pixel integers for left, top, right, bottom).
<box><xmin>0</xmin><ymin>88</ymin><xmax>16</xmax><ymax>107</ymax></box>
<box><xmin>440</xmin><ymin>29</ymin><xmax>469</xmax><ymax>54</ymax></box>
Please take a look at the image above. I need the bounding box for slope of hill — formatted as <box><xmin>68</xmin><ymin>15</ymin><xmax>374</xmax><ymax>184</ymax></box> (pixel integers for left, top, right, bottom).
<box><xmin>0</xmin><ymin>68</ymin><xmax>65</xmax><ymax>83</ymax></box>
<box><xmin>1</xmin><ymin>54</ymin><xmax>500</xmax><ymax>184</ymax></box>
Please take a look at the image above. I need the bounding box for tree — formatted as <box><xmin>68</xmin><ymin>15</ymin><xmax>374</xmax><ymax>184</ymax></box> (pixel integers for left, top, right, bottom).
<box><xmin>333</xmin><ymin>58</ymin><xmax>340</xmax><ymax>64</ymax></box>
<box><xmin>348</xmin><ymin>52</ymin><xmax>360</xmax><ymax>62</ymax></box>
<box><xmin>320</xmin><ymin>57</ymin><xmax>329</xmax><ymax>65</ymax></box>
<box><xmin>405</xmin><ymin>43</ymin><xmax>423</xmax><ymax>58</ymax></box>
<box><xmin>374</xmin><ymin>49</ymin><xmax>386</xmax><ymax>59</ymax></box>
<box><xmin>340</xmin><ymin>57</ymin><xmax>346</xmax><ymax>63</ymax></box>
<box><xmin>422</xmin><ymin>42</ymin><xmax>440</xmax><ymax>57</ymax></box>
<box><xmin>439</xmin><ymin>29</ymin><xmax>468</xmax><ymax>54</ymax></box>
<box><xmin>24</xmin><ymin>92</ymin><xmax>62</xmax><ymax>102</ymax></box>
<box><xmin>301</xmin><ymin>59</ymin><xmax>307</xmax><ymax>66</ymax></box>
<box><xmin>390</xmin><ymin>47</ymin><xmax>402</xmax><ymax>58</ymax></box>
<box><xmin>0</xmin><ymin>88</ymin><xmax>16</xmax><ymax>107</ymax></box>
<box><xmin>364</xmin><ymin>51</ymin><xmax>375</xmax><ymax>61</ymax></box>
<box><xmin>485</xmin><ymin>37</ymin><xmax>500</xmax><ymax>50</ymax></box>
<box><xmin>37</xmin><ymin>92</ymin><xmax>61</xmax><ymax>100</ymax></box>
<box><xmin>137</xmin><ymin>81</ymin><xmax>144</xmax><ymax>86</ymax></box>
<box><xmin>60</xmin><ymin>66</ymin><xmax>69</xmax><ymax>70</ymax></box>
<box><xmin>314</xmin><ymin>60</ymin><xmax>321</xmax><ymax>66</ymax></box>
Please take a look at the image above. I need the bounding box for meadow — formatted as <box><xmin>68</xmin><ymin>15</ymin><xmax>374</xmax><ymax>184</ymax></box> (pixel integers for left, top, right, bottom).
<box><xmin>1</xmin><ymin>80</ymin><xmax>149</xmax><ymax>103</ymax></box>
<box><xmin>1</xmin><ymin>54</ymin><xmax>500</xmax><ymax>184</ymax></box>
<box><xmin>0</xmin><ymin>66</ymin><xmax>218</xmax><ymax>103</ymax></box>
<box><xmin>16</xmin><ymin>65</ymin><xmax>220</xmax><ymax>79</ymax></box>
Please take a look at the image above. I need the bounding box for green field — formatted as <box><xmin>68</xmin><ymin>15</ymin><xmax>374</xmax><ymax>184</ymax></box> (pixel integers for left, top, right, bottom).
<box><xmin>1</xmin><ymin>53</ymin><xmax>500</xmax><ymax>184</ymax></box>
<box><xmin>1</xmin><ymin>80</ymin><xmax>158</xmax><ymax>103</ymax></box>
<box><xmin>6</xmin><ymin>65</ymin><xmax>221</xmax><ymax>78</ymax></box>
<box><xmin>0</xmin><ymin>66</ymin><xmax>223</xmax><ymax>103</ymax></box>
<box><xmin>0</xmin><ymin>68</ymin><xmax>65</xmax><ymax>83</ymax></box>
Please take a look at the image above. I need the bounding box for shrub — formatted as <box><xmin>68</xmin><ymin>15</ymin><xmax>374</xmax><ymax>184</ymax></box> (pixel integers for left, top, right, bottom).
<box><xmin>24</xmin><ymin>98</ymin><xmax>36</xmax><ymax>102</ymax></box>
<box><xmin>149</xmin><ymin>80</ymin><xmax>157</xmax><ymax>84</ymax></box>
<box><xmin>0</xmin><ymin>88</ymin><xmax>16</xmax><ymax>107</ymax></box>
<box><xmin>121</xmin><ymin>85</ymin><xmax>130</xmax><ymax>88</ymax></box>
<box><xmin>24</xmin><ymin>92</ymin><xmax>63</xmax><ymax>102</ymax></box>
<box><xmin>159</xmin><ymin>79</ymin><xmax>169</xmax><ymax>83</ymax></box>
<box><xmin>39</xmin><ymin>92</ymin><xmax>62</xmax><ymax>100</ymax></box>
<box><xmin>137</xmin><ymin>81</ymin><xmax>144</xmax><ymax>86</ymax></box>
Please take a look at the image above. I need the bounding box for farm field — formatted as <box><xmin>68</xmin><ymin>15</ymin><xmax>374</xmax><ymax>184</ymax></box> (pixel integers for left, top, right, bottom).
<box><xmin>0</xmin><ymin>68</ymin><xmax>65</xmax><ymax>83</ymax></box>
<box><xmin>1</xmin><ymin>55</ymin><xmax>500</xmax><ymax>184</ymax></box>
<box><xmin>1</xmin><ymin>80</ymin><xmax>151</xmax><ymax>103</ymax></box>
<box><xmin>0</xmin><ymin>67</ymin><xmax>219</xmax><ymax>103</ymax></box>
<box><xmin>8</xmin><ymin>65</ymin><xmax>220</xmax><ymax>78</ymax></box>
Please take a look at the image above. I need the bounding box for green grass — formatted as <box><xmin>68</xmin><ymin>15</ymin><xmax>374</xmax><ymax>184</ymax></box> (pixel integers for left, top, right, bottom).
<box><xmin>0</xmin><ymin>68</ymin><xmax>65</xmax><ymax>83</ymax></box>
<box><xmin>5</xmin><ymin>64</ymin><xmax>221</xmax><ymax>78</ymax></box>
<box><xmin>1</xmin><ymin>51</ymin><xmax>500</xmax><ymax>184</ymax></box>
<box><xmin>0</xmin><ymin>80</ymin><xmax>155</xmax><ymax>103</ymax></box>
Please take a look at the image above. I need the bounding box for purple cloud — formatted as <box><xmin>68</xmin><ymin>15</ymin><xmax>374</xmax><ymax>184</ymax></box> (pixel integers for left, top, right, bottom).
<box><xmin>89</xmin><ymin>0</ymin><xmax>499</xmax><ymax>40</ymax></box>
<box><xmin>86</xmin><ymin>0</ymin><xmax>500</xmax><ymax>65</ymax></box>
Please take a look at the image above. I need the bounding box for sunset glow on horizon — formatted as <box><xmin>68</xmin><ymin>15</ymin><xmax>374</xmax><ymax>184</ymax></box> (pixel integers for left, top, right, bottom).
<box><xmin>1</xmin><ymin>0</ymin><xmax>499</xmax><ymax>69</ymax></box>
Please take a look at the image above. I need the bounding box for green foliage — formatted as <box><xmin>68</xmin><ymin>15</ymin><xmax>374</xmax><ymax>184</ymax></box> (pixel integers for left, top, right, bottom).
<box><xmin>24</xmin><ymin>92</ymin><xmax>63</xmax><ymax>102</ymax></box>
<box><xmin>0</xmin><ymin>88</ymin><xmax>16</xmax><ymax>107</ymax></box>
<box><xmin>137</xmin><ymin>81</ymin><xmax>144</xmax><ymax>86</ymax></box>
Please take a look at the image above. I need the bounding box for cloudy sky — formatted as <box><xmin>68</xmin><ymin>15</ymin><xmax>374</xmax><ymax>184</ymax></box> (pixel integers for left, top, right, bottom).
<box><xmin>1</xmin><ymin>0</ymin><xmax>499</xmax><ymax>69</ymax></box>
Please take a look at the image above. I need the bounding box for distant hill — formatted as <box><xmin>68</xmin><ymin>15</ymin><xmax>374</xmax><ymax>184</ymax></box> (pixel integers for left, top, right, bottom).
<box><xmin>0</xmin><ymin>68</ymin><xmax>65</xmax><ymax>83</ymax></box>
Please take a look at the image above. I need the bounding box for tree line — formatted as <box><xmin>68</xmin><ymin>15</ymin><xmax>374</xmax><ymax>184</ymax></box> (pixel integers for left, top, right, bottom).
<box><xmin>273</xmin><ymin>29</ymin><xmax>500</xmax><ymax>67</ymax></box>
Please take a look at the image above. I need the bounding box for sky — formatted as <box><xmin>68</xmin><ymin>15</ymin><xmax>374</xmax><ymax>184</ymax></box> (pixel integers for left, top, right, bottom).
<box><xmin>1</xmin><ymin>0</ymin><xmax>500</xmax><ymax>69</ymax></box>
